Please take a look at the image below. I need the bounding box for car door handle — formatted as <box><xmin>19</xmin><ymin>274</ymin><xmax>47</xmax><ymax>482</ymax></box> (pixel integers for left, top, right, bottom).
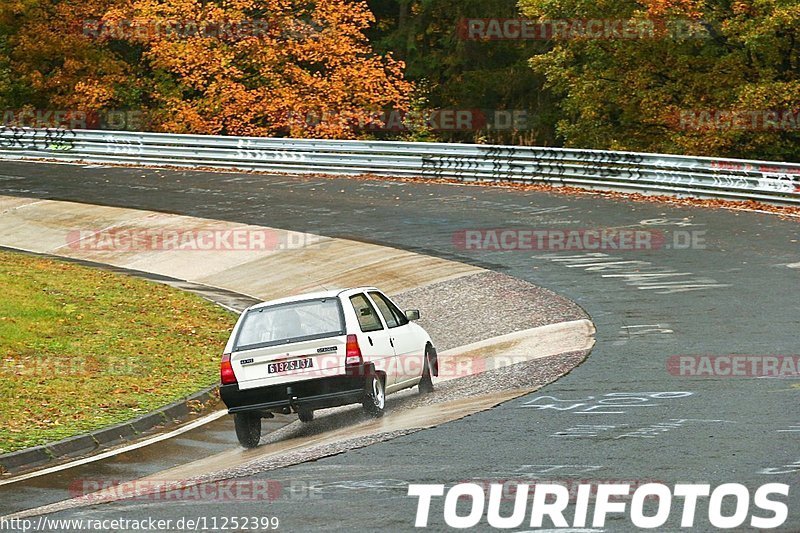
<box><xmin>390</xmin><ymin>338</ymin><xmax>394</xmax><ymax>347</ymax></box>
<box><xmin>368</xmin><ymin>336</ymin><xmax>374</xmax><ymax>346</ymax></box>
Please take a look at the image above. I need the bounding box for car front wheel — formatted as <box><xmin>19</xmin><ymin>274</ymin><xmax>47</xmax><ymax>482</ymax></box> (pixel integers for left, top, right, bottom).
<box><xmin>234</xmin><ymin>413</ymin><xmax>262</xmax><ymax>449</ymax></box>
<box><xmin>362</xmin><ymin>374</ymin><xmax>386</xmax><ymax>418</ymax></box>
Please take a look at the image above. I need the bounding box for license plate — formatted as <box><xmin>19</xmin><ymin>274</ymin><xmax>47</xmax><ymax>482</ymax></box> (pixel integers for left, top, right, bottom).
<box><xmin>268</xmin><ymin>358</ymin><xmax>314</xmax><ymax>374</ymax></box>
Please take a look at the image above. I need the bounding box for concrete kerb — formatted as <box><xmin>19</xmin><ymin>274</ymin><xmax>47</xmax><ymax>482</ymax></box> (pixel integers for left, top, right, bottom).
<box><xmin>0</xmin><ymin>386</ymin><xmax>219</xmax><ymax>474</ymax></box>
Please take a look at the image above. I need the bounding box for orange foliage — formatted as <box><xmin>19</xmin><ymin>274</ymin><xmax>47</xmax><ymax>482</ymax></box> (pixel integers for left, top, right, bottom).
<box><xmin>640</xmin><ymin>0</ymin><xmax>705</xmax><ymax>19</ymax></box>
<box><xmin>4</xmin><ymin>0</ymin><xmax>412</xmax><ymax>137</ymax></box>
<box><xmin>120</xmin><ymin>0</ymin><xmax>412</xmax><ymax>137</ymax></box>
<box><xmin>6</xmin><ymin>1</ymin><xmax>134</xmax><ymax>110</ymax></box>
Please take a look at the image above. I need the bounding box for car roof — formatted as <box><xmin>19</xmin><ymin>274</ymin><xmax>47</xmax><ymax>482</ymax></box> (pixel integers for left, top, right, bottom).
<box><xmin>247</xmin><ymin>287</ymin><xmax>380</xmax><ymax>311</ymax></box>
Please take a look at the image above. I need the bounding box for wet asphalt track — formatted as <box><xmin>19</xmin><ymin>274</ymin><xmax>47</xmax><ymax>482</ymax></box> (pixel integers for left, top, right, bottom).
<box><xmin>0</xmin><ymin>160</ymin><xmax>798</xmax><ymax>531</ymax></box>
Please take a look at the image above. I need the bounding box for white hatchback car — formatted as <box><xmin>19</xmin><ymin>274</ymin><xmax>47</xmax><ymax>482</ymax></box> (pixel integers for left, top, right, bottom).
<box><xmin>220</xmin><ymin>287</ymin><xmax>438</xmax><ymax>448</ymax></box>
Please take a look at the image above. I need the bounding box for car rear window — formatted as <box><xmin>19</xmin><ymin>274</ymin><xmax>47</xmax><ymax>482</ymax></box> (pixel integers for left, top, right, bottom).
<box><xmin>234</xmin><ymin>298</ymin><xmax>345</xmax><ymax>351</ymax></box>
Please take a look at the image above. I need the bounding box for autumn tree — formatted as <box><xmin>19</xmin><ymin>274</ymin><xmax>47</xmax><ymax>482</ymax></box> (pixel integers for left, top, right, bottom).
<box><xmin>1</xmin><ymin>0</ymin><xmax>412</xmax><ymax>138</ymax></box>
<box><xmin>519</xmin><ymin>0</ymin><xmax>800</xmax><ymax>161</ymax></box>
<box><xmin>0</xmin><ymin>0</ymin><xmax>137</xmax><ymax>113</ymax></box>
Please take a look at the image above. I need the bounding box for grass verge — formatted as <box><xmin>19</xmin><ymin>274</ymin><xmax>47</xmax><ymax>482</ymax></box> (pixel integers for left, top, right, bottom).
<box><xmin>0</xmin><ymin>250</ymin><xmax>236</xmax><ymax>454</ymax></box>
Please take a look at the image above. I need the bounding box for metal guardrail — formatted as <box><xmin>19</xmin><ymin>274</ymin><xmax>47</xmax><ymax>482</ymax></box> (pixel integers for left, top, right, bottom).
<box><xmin>1</xmin><ymin>127</ymin><xmax>799</xmax><ymax>205</ymax></box>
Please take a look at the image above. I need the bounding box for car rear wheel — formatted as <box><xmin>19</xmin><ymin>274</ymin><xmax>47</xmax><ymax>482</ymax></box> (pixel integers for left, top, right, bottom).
<box><xmin>234</xmin><ymin>413</ymin><xmax>262</xmax><ymax>449</ymax></box>
<box><xmin>298</xmin><ymin>409</ymin><xmax>314</xmax><ymax>423</ymax></box>
<box><xmin>362</xmin><ymin>374</ymin><xmax>386</xmax><ymax>418</ymax></box>
<box><xmin>419</xmin><ymin>349</ymin><xmax>435</xmax><ymax>395</ymax></box>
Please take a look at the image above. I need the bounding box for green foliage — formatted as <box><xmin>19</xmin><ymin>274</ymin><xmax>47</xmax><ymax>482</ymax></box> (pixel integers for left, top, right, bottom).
<box><xmin>367</xmin><ymin>0</ymin><xmax>558</xmax><ymax>145</ymax></box>
<box><xmin>520</xmin><ymin>0</ymin><xmax>800</xmax><ymax>161</ymax></box>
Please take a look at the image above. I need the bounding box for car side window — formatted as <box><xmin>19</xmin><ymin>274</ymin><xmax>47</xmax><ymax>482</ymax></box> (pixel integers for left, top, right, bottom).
<box><xmin>349</xmin><ymin>294</ymin><xmax>384</xmax><ymax>332</ymax></box>
<box><xmin>369</xmin><ymin>292</ymin><xmax>399</xmax><ymax>328</ymax></box>
<box><xmin>369</xmin><ymin>291</ymin><xmax>409</xmax><ymax>328</ymax></box>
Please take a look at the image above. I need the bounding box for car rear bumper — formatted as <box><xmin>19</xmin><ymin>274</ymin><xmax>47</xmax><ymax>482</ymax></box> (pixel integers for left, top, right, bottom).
<box><xmin>220</xmin><ymin>363</ymin><xmax>373</xmax><ymax>414</ymax></box>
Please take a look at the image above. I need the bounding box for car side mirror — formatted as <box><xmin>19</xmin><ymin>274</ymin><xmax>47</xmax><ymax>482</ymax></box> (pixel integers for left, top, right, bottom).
<box><xmin>405</xmin><ymin>309</ymin><xmax>420</xmax><ymax>321</ymax></box>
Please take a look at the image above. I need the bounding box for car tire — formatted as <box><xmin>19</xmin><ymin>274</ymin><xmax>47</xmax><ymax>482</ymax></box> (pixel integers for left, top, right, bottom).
<box><xmin>298</xmin><ymin>409</ymin><xmax>314</xmax><ymax>423</ymax></box>
<box><xmin>234</xmin><ymin>413</ymin><xmax>262</xmax><ymax>449</ymax></box>
<box><xmin>419</xmin><ymin>349</ymin><xmax>435</xmax><ymax>395</ymax></box>
<box><xmin>362</xmin><ymin>374</ymin><xmax>386</xmax><ymax>418</ymax></box>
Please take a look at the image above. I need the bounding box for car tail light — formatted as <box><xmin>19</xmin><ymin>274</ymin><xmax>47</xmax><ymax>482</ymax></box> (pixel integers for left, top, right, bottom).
<box><xmin>220</xmin><ymin>353</ymin><xmax>237</xmax><ymax>385</ymax></box>
<box><xmin>345</xmin><ymin>335</ymin><xmax>363</xmax><ymax>367</ymax></box>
